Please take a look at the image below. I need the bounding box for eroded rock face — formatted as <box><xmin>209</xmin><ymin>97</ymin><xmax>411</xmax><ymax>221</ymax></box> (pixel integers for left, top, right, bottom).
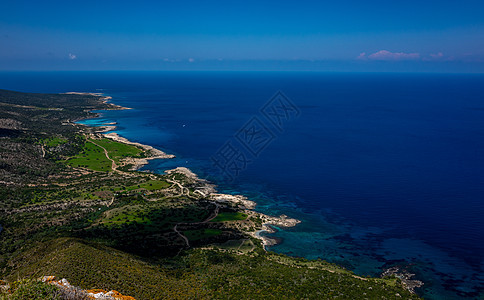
<box><xmin>86</xmin><ymin>289</ymin><xmax>136</xmax><ymax>300</ymax></box>
<box><xmin>40</xmin><ymin>276</ymin><xmax>136</xmax><ymax>300</ymax></box>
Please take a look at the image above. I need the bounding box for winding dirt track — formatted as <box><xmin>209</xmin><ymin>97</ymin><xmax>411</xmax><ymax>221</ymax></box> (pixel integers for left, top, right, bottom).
<box><xmin>174</xmin><ymin>223</ymin><xmax>190</xmax><ymax>247</ymax></box>
<box><xmin>89</xmin><ymin>139</ymin><xmax>117</xmax><ymax>170</ymax></box>
<box><xmin>173</xmin><ymin>202</ymin><xmax>220</xmax><ymax>250</ymax></box>
<box><xmin>169</xmin><ymin>176</ymin><xmax>221</xmax><ymax>251</ymax></box>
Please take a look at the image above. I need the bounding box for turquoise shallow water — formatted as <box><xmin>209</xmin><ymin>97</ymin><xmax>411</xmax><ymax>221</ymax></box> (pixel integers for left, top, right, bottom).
<box><xmin>2</xmin><ymin>71</ymin><xmax>484</xmax><ymax>299</ymax></box>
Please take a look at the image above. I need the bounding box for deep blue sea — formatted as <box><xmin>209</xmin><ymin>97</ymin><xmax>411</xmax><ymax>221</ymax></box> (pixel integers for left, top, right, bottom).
<box><xmin>1</xmin><ymin>71</ymin><xmax>483</xmax><ymax>299</ymax></box>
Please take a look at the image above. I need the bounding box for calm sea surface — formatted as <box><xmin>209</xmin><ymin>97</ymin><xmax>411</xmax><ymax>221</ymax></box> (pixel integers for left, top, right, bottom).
<box><xmin>1</xmin><ymin>71</ymin><xmax>483</xmax><ymax>299</ymax></box>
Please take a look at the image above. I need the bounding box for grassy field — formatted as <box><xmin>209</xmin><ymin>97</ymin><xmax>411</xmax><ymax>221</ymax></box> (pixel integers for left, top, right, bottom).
<box><xmin>91</xmin><ymin>138</ymin><xmax>143</xmax><ymax>163</ymax></box>
<box><xmin>125</xmin><ymin>179</ymin><xmax>170</xmax><ymax>191</ymax></box>
<box><xmin>65</xmin><ymin>138</ymin><xmax>145</xmax><ymax>172</ymax></box>
<box><xmin>214</xmin><ymin>239</ymin><xmax>256</xmax><ymax>253</ymax></box>
<box><xmin>98</xmin><ymin>205</ymin><xmax>151</xmax><ymax>226</ymax></box>
<box><xmin>65</xmin><ymin>141</ymin><xmax>112</xmax><ymax>171</ymax></box>
<box><xmin>210</xmin><ymin>212</ymin><xmax>248</xmax><ymax>222</ymax></box>
<box><xmin>42</xmin><ymin>137</ymin><xmax>67</xmax><ymax>147</ymax></box>
<box><xmin>96</xmin><ymin>201</ymin><xmax>211</xmax><ymax>229</ymax></box>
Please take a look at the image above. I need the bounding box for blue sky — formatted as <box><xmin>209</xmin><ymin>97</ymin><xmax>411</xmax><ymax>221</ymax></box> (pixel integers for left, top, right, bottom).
<box><xmin>1</xmin><ymin>0</ymin><xmax>483</xmax><ymax>72</ymax></box>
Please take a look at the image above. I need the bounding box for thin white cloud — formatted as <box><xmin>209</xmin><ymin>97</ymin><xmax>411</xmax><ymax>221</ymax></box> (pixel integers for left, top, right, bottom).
<box><xmin>358</xmin><ymin>50</ymin><xmax>420</xmax><ymax>61</ymax></box>
<box><xmin>188</xmin><ymin>58</ymin><xmax>195</xmax><ymax>63</ymax></box>
<box><xmin>430</xmin><ymin>52</ymin><xmax>444</xmax><ymax>59</ymax></box>
<box><xmin>369</xmin><ymin>50</ymin><xmax>420</xmax><ymax>61</ymax></box>
<box><xmin>422</xmin><ymin>52</ymin><xmax>446</xmax><ymax>61</ymax></box>
<box><xmin>356</xmin><ymin>52</ymin><xmax>366</xmax><ymax>60</ymax></box>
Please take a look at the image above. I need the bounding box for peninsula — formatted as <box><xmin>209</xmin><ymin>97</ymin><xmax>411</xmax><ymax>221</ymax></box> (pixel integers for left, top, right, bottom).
<box><xmin>0</xmin><ymin>89</ymin><xmax>420</xmax><ymax>299</ymax></box>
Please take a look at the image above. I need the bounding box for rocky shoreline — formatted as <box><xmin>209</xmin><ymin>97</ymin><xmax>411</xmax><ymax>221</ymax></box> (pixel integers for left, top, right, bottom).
<box><xmin>162</xmin><ymin>167</ymin><xmax>301</xmax><ymax>249</ymax></box>
<box><xmin>381</xmin><ymin>267</ymin><xmax>424</xmax><ymax>294</ymax></box>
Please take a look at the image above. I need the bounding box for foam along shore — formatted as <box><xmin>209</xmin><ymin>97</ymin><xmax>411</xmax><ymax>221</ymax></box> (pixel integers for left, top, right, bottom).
<box><xmin>103</xmin><ymin>132</ymin><xmax>175</xmax><ymax>170</ymax></box>
<box><xmin>252</xmin><ymin>218</ymin><xmax>300</xmax><ymax>248</ymax></box>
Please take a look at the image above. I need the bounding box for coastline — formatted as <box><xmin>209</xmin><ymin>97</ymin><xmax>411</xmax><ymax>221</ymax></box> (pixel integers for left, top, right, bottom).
<box><xmin>104</xmin><ymin>132</ymin><xmax>175</xmax><ymax>170</ymax></box>
<box><xmin>0</xmin><ymin>88</ymin><xmax>423</xmax><ymax>299</ymax></box>
<box><xmin>79</xmin><ymin>92</ymin><xmax>302</xmax><ymax>249</ymax></box>
<box><xmin>163</xmin><ymin>167</ymin><xmax>301</xmax><ymax>249</ymax></box>
<box><xmin>64</xmin><ymin>91</ymin><xmax>132</xmax><ymax>111</ymax></box>
<box><xmin>74</xmin><ymin>92</ymin><xmax>424</xmax><ymax>297</ymax></box>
